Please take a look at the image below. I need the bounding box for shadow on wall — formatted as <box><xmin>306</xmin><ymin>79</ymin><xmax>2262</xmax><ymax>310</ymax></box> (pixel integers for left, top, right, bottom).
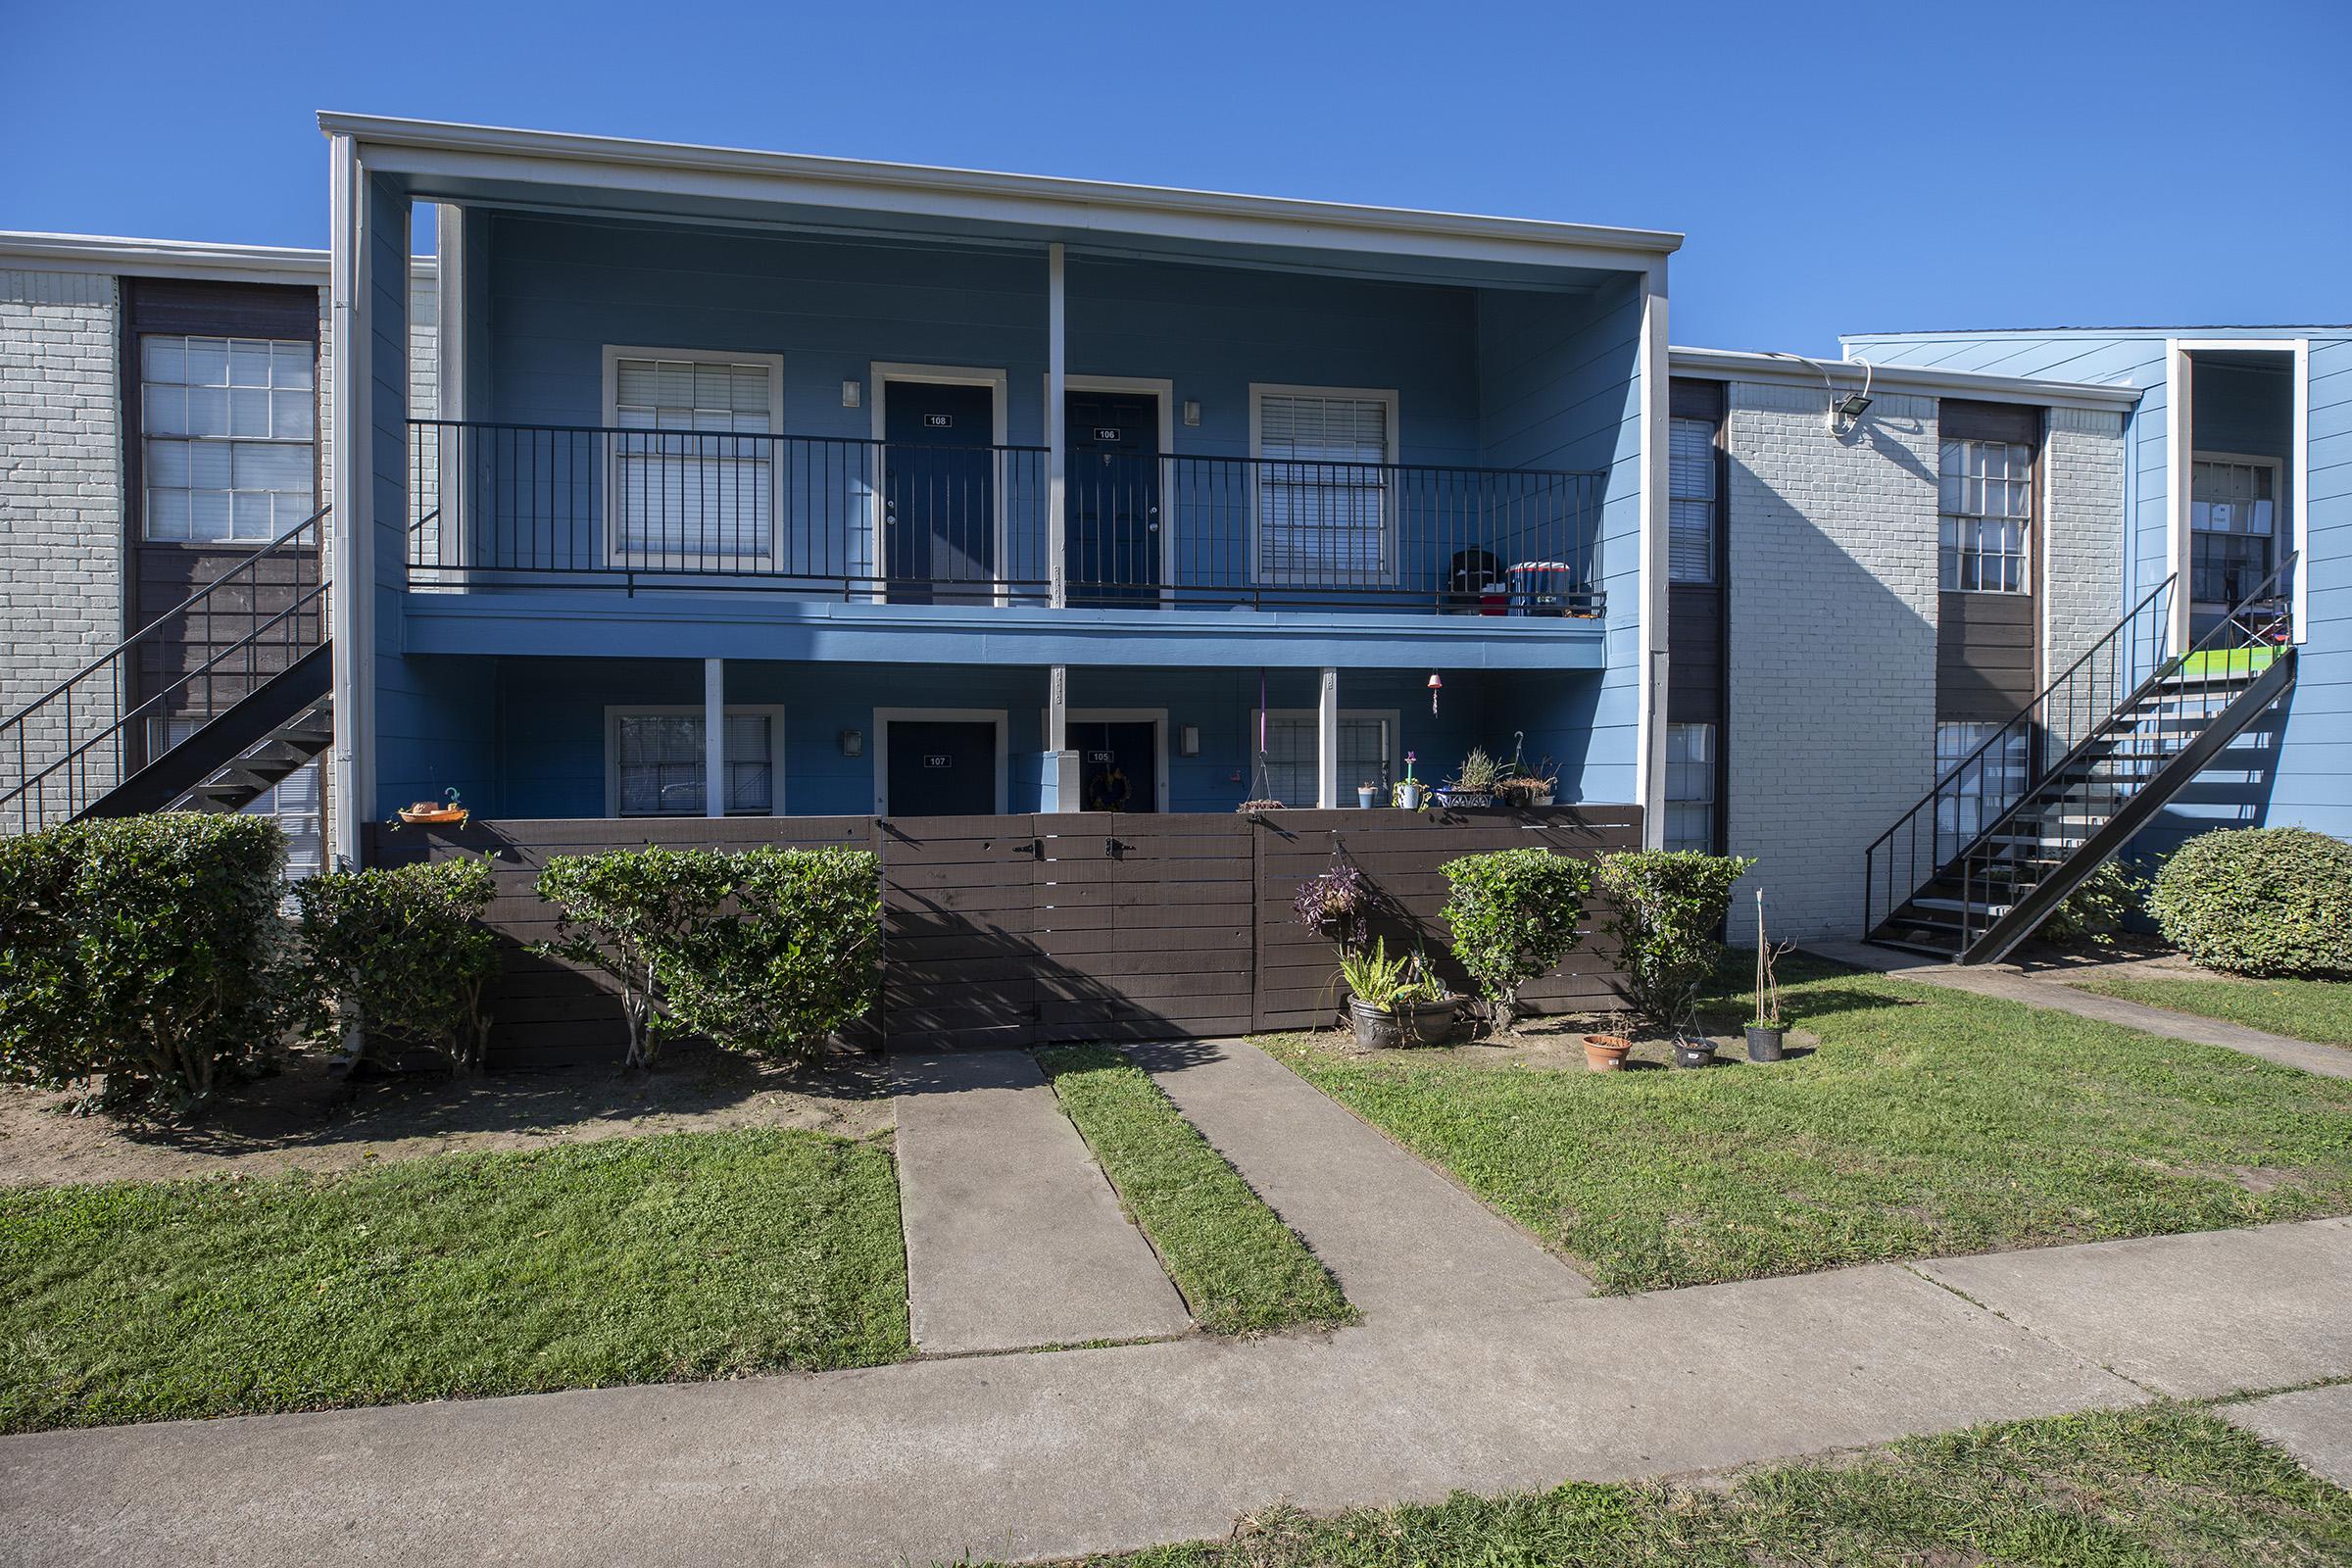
<box><xmin>2127</xmin><ymin>691</ymin><xmax>2290</xmax><ymax>864</ymax></box>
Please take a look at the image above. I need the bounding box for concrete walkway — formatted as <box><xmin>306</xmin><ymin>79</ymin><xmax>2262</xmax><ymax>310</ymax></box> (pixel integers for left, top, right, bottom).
<box><xmin>1808</xmin><ymin>940</ymin><xmax>2352</xmax><ymax>1079</ymax></box>
<box><xmin>6</xmin><ymin>1032</ymin><xmax>2351</xmax><ymax>1566</ymax></box>
<box><xmin>2225</xmin><ymin>1385</ymin><xmax>2352</xmax><ymax>1490</ymax></box>
<box><xmin>892</xmin><ymin>1051</ymin><xmax>1189</xmax><ymax>1352</ymax></box>
<box><xmin>1133</xmin><ymin>1038</ymin><xmax>1591</xmax><ymax>1320</ymax></box>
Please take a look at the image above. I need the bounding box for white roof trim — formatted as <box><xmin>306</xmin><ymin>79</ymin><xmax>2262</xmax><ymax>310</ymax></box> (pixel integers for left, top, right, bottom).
<box><xmin>1669</xmin><ymin>345</ymin><xmax>2141</xmax><ymax>411</ymax></box>
<box><xmin>0</xmin><ymin>230</ymin><xmax>436</xmax><ymax>286</ymax></box>
<box><xmin>317</xmin><ymin>113</ymin><xmax>1682</xmax><ymax>270</ymax></box>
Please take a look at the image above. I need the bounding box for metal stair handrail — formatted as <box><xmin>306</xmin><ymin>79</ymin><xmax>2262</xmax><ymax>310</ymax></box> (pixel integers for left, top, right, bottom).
<box><xmin>1946</xmin><ymin>551</ymin><xmax>2299</xmax><ymax>953</ymax></box>
<box><xmin>1861</xmin><ymin>573</ymin><xmax>2176</xmax><ymax>937</ymax></box>
<box><xmin>0</xmin><ymin>506</ymin><xmax>329</xmax><ymax>833</ymax></box>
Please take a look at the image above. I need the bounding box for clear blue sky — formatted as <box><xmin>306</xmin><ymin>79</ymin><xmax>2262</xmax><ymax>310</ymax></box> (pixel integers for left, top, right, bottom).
<box><xmin>4</xmin><ymin>0</ymin><xmax>2346</xmax><ymax>355</ymax></box>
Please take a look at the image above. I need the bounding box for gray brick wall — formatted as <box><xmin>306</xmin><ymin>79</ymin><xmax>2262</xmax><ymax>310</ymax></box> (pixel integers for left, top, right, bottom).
<box><xmin>2043</xmin><ymin>406</ymin><xmax>2128</xmax><ymax>678</ymax></box>
<box><xmin>1723</xmin><ymin>382</ymin><xmax>1942</xmax><ymax>940</ymax></box>
<box><xmin>0</xmin><ymin>269</ymin><xmax>122</xmax><ymax>736</ymax></box>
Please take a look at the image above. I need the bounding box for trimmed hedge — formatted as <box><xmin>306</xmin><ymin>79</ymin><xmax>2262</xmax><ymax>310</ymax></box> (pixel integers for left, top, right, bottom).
<box><xmin>0</xmin><ymin>813</ymin><xmax>291</xmax><ymax>1115</ymax></box>
<box><xmin>2147</xmin><ymin>826</ymin><xmax>2352</xmax><ymax>977</ymax></box>
<box><xmin>1440</xmin><ymin>849</ymin><xmax>1591</xmax><ymax>1020</ymax></box>
<box><xmin>1592</xmin><ymin>850</ymin><xmax>1756</xmax><ymax>1026</ymax></box>
<box><xmin>537</xmin><ymin>845</ymin><xmax>880</xmax><ymax>1068</ymax></box>
<box><xmin>294</xmin><ymin>858</ymin><xmax>501</xmax><ymax>1072</ymax></box>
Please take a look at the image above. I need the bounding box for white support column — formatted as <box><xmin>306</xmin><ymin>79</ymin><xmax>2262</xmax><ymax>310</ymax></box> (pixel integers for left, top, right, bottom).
<box><xmin>703</xmin><ymin>658</ymin><xmax>725</xmax><ymax>819</ymax></box>
<box><xmin>1316</xmin><ymin>667</ymin><xmax>1340</xmax><ymax>809</ymax></box>
<box><xmin>326</xmin><ymin>133</ymin><xmax>368</xmax><ymax>870</ymax></box>
<box><xmin>1046</xmin><ymin>662</ymin><xmax>1078</xmax><ymax>812</ymax></box>
<box><xmin>1635</xmin><ymin>259</ymin><xmax>1672</xmax><ymax>848</ymax></box>
<box><xmin>1049</xmin><ymin>663</ymin><xmax>1069</xmax><ymax>753</ymax></box>
<box><xmin>1047</xmin><ymin>242</ymin><xmax>1067</xmax><ymax>610</ymax></box>
<box><xmin>2165</xmin><ymin>339</ymin><xmax>2192</xmax><ymax>653</ymax></box>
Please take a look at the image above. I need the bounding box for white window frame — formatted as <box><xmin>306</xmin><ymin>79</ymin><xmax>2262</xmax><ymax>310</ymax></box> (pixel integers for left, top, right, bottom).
<box><xmin>1662</xmin><ymin>720</ymin><xmax>1716</xmax><ymax>853</ymax></box>
<box><xmin>603</xmin><ymin>704</ymin><xmax>787</xmax><ymax>818</ymax></box>
<box><xmin>1937</xmin><ymin>434</ymin><xmax>2035</xmax><ymax>595</ymax></box>
<box><xmin>872</xmin><ymin>706</ymin><xmax>1009</xmax><ymax>815</ymax></box>
<box><xmin>139</xmin><ymin>332</ymin><xmax>319</xmax><ymax>545</ymax></box>
<box><xmin>2186</xmin><ymin>449</ymin><xmax>2285</xmax><ymax>607</ymax></box>
<box><xmin>1248</xmin><ymin>707</ymin><xmax>1400</xmax><ymax>806</ymax></box>
<box><xmin>600</xmin><ymin>345</ymin><xmax>786</xmax><ymax>571</ymax></box>
<box><xmin>1248</xmin><ymin>383</ymin><xmax>1400</xmax><ymax>589</ymax></box>
<box><xmin>871</xmin><ymin>363</ymin><xmax>1011</xmax><ymax>606</ymax></box>
<box><xmin>1666</xmin><ymin>416</ymin><xmax>1718</xmax><ymax>586</ymax></box>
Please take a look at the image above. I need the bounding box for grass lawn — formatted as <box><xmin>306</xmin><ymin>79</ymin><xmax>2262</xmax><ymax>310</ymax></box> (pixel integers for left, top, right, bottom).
<box><xmin>1260</xmin><ymin>958</ymin><xmax>2352</xmax><ymax>1293</ymax></box>
<box><xmin>1025</xmin><ymin>1404</ymin><xmax>2352</xmax><ymax>1567</ymax></box>
<box><xmin>1038</xmin><ymin>1046</ymin><xmax>1352</xmax><ymax>1335</ymax></box>
<box><xmin>0</xmin><ymin>1127</ymin><xmax>910</xmax><ymax>1433</ymax></box>
<box><xmin>2074</xmin><ymin>973</ymin><xmax>2352</xmax><ymax>1048</ymax></box>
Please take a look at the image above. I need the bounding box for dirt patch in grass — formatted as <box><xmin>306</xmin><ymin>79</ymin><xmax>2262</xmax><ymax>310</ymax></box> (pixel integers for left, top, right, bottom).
<box><xmin>0</xmin><ymin>1043</ymin><xmax>892</xmax><ymax>1189</ymax></box>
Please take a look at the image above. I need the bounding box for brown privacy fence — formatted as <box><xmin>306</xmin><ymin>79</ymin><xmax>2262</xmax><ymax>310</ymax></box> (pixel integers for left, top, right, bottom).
<box><xmin>367</xmin><ymin>805</ymin><xmax>1642</xmax><ymax>1064</ymax></box>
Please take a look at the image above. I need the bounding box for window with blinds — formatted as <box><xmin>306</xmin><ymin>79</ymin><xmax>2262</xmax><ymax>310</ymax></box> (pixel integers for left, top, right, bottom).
<box><xmin>141</xmin><ymin>336</ymin><xmax>316</xmax><ymax>542</ymax></box>
<box><xmin>1938</xmin><ymin>438</ymin><xmax>2033</xmax><ymax>593</ymax></box>
<box><xmin>613</xmin><ymin>710</ymin><xmax>777</xmax><ymax>816</ymax></box>
<box><xmin>1668</xmin><ymin>417</ymin><xmax>1717</xmax><ymax>584</ymax></box>
<box><xmin>610</xmin><ymin>356</ymin><xmax>777</xmax><ymax>563</ymax></box>
<box><xmin>1934</xmin><ymin>720</ymin><xmax>2028</xmax><ymax>850</ymax></box>
<box><xmin>1254</xmin><ymin>712</ymin><xmax>1392</xmax><ymax>807</ymax></box>
<box><xmin>1253</xmin><ymin>390</ymin><xmax>1393</xmax><ymax>585</ymax></box>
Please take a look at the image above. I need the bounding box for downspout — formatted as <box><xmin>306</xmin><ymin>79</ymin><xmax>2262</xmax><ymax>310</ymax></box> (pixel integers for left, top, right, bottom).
<box><xmin>326</xmin><ymin>132</ymin><xmax>368</xmax><ymax>869</ymax></box>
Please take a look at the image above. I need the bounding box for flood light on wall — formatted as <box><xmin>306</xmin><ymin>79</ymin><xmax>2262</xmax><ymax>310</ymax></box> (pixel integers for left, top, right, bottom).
<box><xmin>1178</xmin><ymin>724</ymin><xmax>1201</xmax><ymax>757</ymax></box>
<box><xmin>839</xmin><ymin>728</ymin><xmax>863</xmax><ymax>758</ymax></box>
<box><xmin>1828</xmin><ymin>361</ymin><xmax>1875</xmax><ymax>437</ymax></box>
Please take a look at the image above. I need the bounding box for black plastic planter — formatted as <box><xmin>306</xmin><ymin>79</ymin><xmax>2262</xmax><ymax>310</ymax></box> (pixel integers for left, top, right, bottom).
<box><xmin>1348</xmin><ymin>996</ymin><xmax>1466</xmax><ymax>1051</ymax></box>
<box><xmin>1744</xmin><ymin>1024</ymin><xmax>1787</xmax><ymax>1062</ymax></box>
<box><xmin>1671</xmin><ymin>1039</ymin><xmax>1714</xmax><ymax>1069</ymax></box>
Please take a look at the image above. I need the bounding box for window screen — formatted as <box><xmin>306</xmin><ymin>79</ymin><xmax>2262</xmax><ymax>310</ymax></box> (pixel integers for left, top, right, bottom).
<box><xmin>612</xmin><ymin>357</ymin><xmax>776</xmax><ymax>561</ymax></box>
<box><xmin>1255</xmin><ymin>393</ymin><xmax>1391</xmax><ymax>585</ymax></box>
<box><xmin>615</xmin><ymin>710</ymin><xmax>775</xmax><ymax>816</ymax></box>
<box><xmin>1668</xmin><ymin>417</ymin><xmax>1717</xmax><ymax>584</ymax></box>
<box><xmin>1257</xmin><ymin>713</ymin><xmax>1391</xmax><ymax>807</ymax></box>
<box><xmin>142</xmin><ymin>336</ymin><xmax>316</xmax><ymax>542</ymax></box>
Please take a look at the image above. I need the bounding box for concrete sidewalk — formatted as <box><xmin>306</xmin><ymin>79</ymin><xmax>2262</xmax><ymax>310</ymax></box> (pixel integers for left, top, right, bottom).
<box><xmin>892</xmin><ymin>1051</ymin><xmax>1189</xmax><ymax>1353</ymax></box>
<box><xmin>1808</xmin><ymin>940</ymin><xmax>2352</xmax><ymax>1080</ymax></box>
<box><xmin>5</xmin><ymin>1029</ymin><xmax>2350</xmax><ymax>1567</ymax></box>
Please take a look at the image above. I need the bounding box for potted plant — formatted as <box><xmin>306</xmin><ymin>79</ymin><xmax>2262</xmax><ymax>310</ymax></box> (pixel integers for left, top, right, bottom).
<box><xmin>1670</xmin><ymin>1022</ymin><xmax>1715</xmax><ymax>1069</ymax></box>
<box><xmin>1581</xmin><ymin>1014</ymin><xmax>1633</xmax><ymax>1072</ymax></box>
<box><xmin>1356</xmin><ymin>780</ymin><xmax>1382</xmax><ymax>809</ymax></box>
<box><xmin>1394</xmin><ymin>752</ymin><xmax>1426</xmax><ymax>810</ymax></box>
<box><xmin>1293</xmin><ymin>858</ymin><xmax>1371</xmax><ymax>951</ymax></box>
<box><xmin>397</xmin><ymin>787</ymin><xmax>470</xmax><ymax>828</ymax></box>
<box><xmin>1745</xmin><ymin>890</ymin><xmax>1791</xmax><ymax>1063</ymax></box>
<box><xmin>1494</xmin><ymin>758</ymin><xmax>1559</xmax><ymax>809</ymax></box>
<box><xmin>1340</xmin><ymin>937</ymin><xmax>1463</xmax><ymax>1050</ymax></box>
<box><xmin>1435</xmin><ymin>747</ymin><xmax>1499</xmax><ymax>808</ymax></box>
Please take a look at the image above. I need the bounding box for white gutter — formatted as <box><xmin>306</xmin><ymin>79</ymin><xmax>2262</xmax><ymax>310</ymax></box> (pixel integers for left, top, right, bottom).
<box><xmin>1669</xmin><ymin>344</ymin><xmax>2142</xmax><ymax>412</ymax></box>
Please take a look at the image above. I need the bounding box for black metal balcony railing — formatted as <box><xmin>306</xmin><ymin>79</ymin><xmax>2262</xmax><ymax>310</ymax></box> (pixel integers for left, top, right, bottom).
<box><xmin>407</xmin><ymin>420</ymin><xmax>1604</xmax><ymax>615</ymax></box>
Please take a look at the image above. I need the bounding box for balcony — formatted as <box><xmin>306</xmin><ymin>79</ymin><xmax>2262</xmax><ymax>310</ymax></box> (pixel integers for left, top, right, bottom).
<box><xmin>407</xmin><ymin>420</ymin><xmax>1604</xmax><ymax>618</ymax></box>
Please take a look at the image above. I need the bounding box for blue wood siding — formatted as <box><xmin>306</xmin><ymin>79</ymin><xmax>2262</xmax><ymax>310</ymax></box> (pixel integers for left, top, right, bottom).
<box><xmin>425</xmin><ymin>658</ymin><xmax>1600</xmax><ymax>818</ymax></box>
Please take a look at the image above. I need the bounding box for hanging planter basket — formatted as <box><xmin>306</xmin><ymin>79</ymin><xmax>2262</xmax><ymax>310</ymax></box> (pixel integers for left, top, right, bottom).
<box><xmin>397</xmin><ymin>803</ymin><xmax>470</xmax><ymax>827</ymax></box>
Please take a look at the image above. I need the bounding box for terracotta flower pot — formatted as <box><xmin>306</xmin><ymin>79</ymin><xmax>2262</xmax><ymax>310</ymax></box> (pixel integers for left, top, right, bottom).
<box><xmin>1582</xmin><ymin>1033</ymin><xmax>1632</xmax><ymax>1072</ymax></box>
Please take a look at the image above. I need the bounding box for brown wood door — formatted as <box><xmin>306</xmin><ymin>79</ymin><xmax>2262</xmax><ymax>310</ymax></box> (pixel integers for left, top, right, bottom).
<box><xmin>1034</xmin><ymin>814</ymin><xmax>1253</xmax><ymax>1042</ymax></box>
<box><xmin>880</xmin><ymin>814</ymin><xmax>1043</xmax><ymax>1049</ymax></box>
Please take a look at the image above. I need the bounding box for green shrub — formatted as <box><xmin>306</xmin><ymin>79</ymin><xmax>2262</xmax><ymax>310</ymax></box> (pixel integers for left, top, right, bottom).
<box><xmin>2039</xmin><ymin>858</ymin><xmax>2146</xmax><ymax>949</ymax></box>
<box><xmin>0</xmin><ymin>813</ymin><xmax>291</xmax><ymax>1115</ymax></box>
<box><xmin>2147</xmin><ymin>826</ymin><xmax>2352</xmax><ymax>977</ymax></box>
<box><xmin>535</xmin><ymin>845</ymin><xmax>880</xmax><ymax>1068</ymax></box>
<box><xmin>294</xmin><ymin>857</ymin><xmax>501</xmax><ymax>1072</ymax></box>
<box><xmin>1440</xmin><ymin>848</ymin><xmax>1592</xmax><ymax>1019</ymax></box>
<box><xmin>1592</xmin><ymin>850</ymin><xmax>1756</xmax><ymax>1026</ymax></box>
<box><xmin>660</xmin><ymin>846</ymin><xmax>881</xmax><ymax>1065</ymax></box>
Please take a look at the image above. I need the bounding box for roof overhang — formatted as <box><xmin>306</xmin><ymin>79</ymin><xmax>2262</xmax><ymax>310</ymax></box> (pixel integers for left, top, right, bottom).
<box><xmin>1669</xmin><ymin>345</ymin><xmax>2142</xmax><ymax>413</ymax></box>
<box><xmin>0</xmin><ymin>231</ymin><xmax>339</xmax><ymax>286</ymax></box>
<box><xmin>319</xmin><ymin>113</ymin><xmax>1681</xmax><ymax>279</ymax></box>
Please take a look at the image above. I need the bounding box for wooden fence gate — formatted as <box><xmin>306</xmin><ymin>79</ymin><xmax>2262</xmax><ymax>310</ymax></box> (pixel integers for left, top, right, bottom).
<box><xmin>368</xmin><ymin>804</ymin><xmax>1640</xmax><ymax>1062</ymax></box>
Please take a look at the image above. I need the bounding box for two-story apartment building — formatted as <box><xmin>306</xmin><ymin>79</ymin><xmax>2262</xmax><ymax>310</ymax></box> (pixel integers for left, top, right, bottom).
<box><xmin>2</xmin><ymin>114</ymin><xmax>2343</xmax><ymax>1044</ymax></box>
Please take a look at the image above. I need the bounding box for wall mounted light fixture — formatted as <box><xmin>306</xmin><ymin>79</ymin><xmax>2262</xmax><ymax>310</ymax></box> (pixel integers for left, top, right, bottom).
<box><xmin>1182</xmin><ymin>399</ymin><xmax>1201</xmax><ymax>427</ymax></box>
<box><xmin>842</xmin><ymin>380</ymin><xmax>862</xmax><ymax>409</ymax></box>
<box><xmin>1178</xmin><ymin>724</ymin><xmax>1201</xmax><ymax>757</ymax></box>
<box><xmin>839</xmin><ymin>728</ymin><xmax>864</xmax><ymax>758</ymax></box>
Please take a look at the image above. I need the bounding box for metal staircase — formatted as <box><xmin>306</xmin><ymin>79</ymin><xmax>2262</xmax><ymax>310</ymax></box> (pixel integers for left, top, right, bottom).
<box><xmin>1</xmin><ymin>509</ymin><xmax>331</xmax><ymax>835</ymax></box>
<box><xmin>1863</xmin><ymin>558</ymin><xmax>2298</xmax><ymax>964</ymax></box>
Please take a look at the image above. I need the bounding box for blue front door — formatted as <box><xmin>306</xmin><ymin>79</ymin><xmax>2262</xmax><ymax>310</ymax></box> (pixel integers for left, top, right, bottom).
<box><xmin>886</xmin><ymin>719</ymin><xmax>998</xmax><ymax>816</ymax></box>
<box><xmin>1066</xmin><ymin>391</ymin><xmax>1161</xmax><ymax>607</ymax></box>
<box><xmin>885</xmin><ymin>381</ymin><xmax>996</xmax><ymax>603</ymax></box>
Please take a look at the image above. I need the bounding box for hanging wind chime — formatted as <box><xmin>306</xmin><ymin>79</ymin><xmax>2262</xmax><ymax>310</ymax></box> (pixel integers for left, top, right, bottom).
<box><xmin>1242</xmin><ymin>667</ymin><xmax>1282</xmax><ymax>810</ymax></box>
<box><xmin>1426</xmin><ymin>671</ymin><xmax>1444</xmax><ymax>716</ymax></box>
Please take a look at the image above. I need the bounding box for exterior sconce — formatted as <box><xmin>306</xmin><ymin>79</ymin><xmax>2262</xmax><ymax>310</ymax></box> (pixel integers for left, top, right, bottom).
<box><xmin>1178</xmin><ymin>724</ymin><xmax>1201</xmax><ymax>757</ymax></box>
<box><xmin>1182</xmin><ymin>399</ymin><xmax>1201</xmax><ymax>427</ymax></box>
<box><xmin>842</xmin><ymin>380</ymin><xmax>862</xmax><ymax>409</ymax></box>
<box><xmin>839</xmin><ymin>728</ymin><xmax>864</xmax><ymax>758</ymax></box>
